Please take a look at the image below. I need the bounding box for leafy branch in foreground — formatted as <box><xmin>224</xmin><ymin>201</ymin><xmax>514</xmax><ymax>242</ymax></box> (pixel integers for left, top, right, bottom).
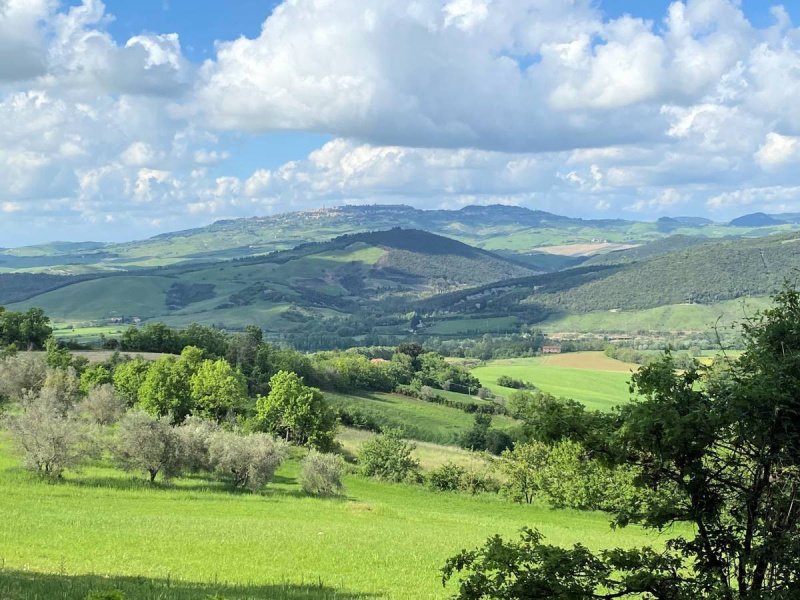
<box><xmin>444</xmin><ymin>284</ymin><xmax>800</xmax><ymax>599</ymax></box>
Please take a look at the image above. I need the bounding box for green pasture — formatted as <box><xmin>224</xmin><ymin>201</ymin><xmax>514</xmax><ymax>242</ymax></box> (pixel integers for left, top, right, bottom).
<box><xmin>472</xmin><ymin>356</ymin><xmax>635</xmax><ymax>410</ymax></box>
<box><xmin>0</xmin><ymin>439</ymin><xmax>659</xmax><ymax>600</ymax></box>
<box><xmin>324</xmin><ymin>391</ymin><xmax>518</xmax><ymax>445</ymax></box>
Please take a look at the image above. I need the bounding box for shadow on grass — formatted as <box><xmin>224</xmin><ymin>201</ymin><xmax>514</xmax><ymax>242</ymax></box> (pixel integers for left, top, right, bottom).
<box><xmin>61</xmin><ymin>473</ymin><xmax>353</xmax><ymax>503</ymax></box>
<box><xmin>0</xmin><ymin>569</ymin><xmax>377</xmax><ymax>600</ymax></box>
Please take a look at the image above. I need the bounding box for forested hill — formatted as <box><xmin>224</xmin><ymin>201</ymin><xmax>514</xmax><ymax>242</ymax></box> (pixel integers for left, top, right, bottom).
<box><xmin>414</xmin><ymin>231</ymin><xmax>800</xmax><ymax>320</ymax></box>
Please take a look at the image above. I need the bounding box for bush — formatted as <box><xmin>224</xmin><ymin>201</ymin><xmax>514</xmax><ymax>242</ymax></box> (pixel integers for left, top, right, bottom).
<box><xmin>208</xmin><ymin>430</ymin><xmax>288</xmax><ymax>491</ymax></box>
<box><xmin>496</xmin><ymin>375</ymin><xmax>532</xmax><ymax>390</ymax></box>
<box><xmin>80</xmin><ymin>384</ymin><xmax>126</xmax><ymax>425</ymax></box>
<box><xmin>301</xmin><ymin>450</ymin><xmax>345</xmax><ymax>496</ymax></box>
<box><xmin>427</xmin><ymin>462</ymin><xmax>501</xmax><ymax>495</ymax></box>
<box><xmin>427</xmin><ymin>462</ymin><xmax>466</xmax><ymax>492</ymax></box>
<box><xmin>114</xmin><ymin>410</ymin><xmax>183</xmax><ymax>483</ymax></box>
<box><xmin>5</xmin><ymin>387</ymin><xmax>95</xmax><ymax>478</ymax></box>
<box><xmin>459</xmin><ymin>469</ymin><xmax>501</xmax><ymax>495</ymax></box>
<box><xmin>358</xmin><ymin>429</ymin><xmax>419</xmax><ymax>482</ymax></box>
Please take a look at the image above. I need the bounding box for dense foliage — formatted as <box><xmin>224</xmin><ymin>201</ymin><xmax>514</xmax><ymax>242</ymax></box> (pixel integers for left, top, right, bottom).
<box><xmin>445</xmin><ymin>285</ymin><xmax>800</xmax><ymax>599</ymax></box>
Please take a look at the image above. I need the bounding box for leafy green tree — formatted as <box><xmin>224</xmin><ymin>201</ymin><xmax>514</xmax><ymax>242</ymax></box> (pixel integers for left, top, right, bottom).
<box><xmin>460</xmin><ymin>413</ymin><xmax>491</xmax><ymax>451</ymax></box>
<box><xmin>137</xmin><ymin>356</ymin><xmax>192</xmax><ymax>422</ymax></box>
<box><xmin>499</xmin><ymin>441</ymin><xmax>549</xmax><ymax>504</ymax></box>
<box><xmin>79</xmin><ymin>365</ymin><xmax>112</xmax><ymax>394</ymax></box>
<box><xmin>0</xmin><ymin>307</ymin><xmax>52</xmax><ymax>350</ymax></box>
<box><xmin>445</xmin><ymin>284</ymin><xmax>800</xmax><ymax>599</ymax></box>
<box><xmin>255</xmin><ymin>371</ymin><xmax>336</xmax><ymax>449</ymax></box>
<box><xmin>358</xmin><ymin>429</ymin><xmax>419</xmax><ymax>482</ymax></box>
<box><xmin>45</xmin><ymin>338</ymin><xmax>74</xmax><ymax>370</ymax></box>
<box><xmin>111</xmin><ymin>358</ymin><xmax>151</xmax><ymax>405</ymax></box>
<box><xmin>190</xmin><ymin>358</ymin><xmax>247</xmax><ymax>421</ymax></box>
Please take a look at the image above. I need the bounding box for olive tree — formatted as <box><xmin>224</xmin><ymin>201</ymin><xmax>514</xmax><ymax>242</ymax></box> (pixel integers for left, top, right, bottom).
<box><xmin>301</xmin><ymin>450</ymin><xmax>345</xmax><ymax>496</ymax></box>
<box><xmin>5</xmin><ymin>388</ymin><xmax>94</xmax><ymax>478</ymax></box>
<box><xmin>208</xmin><ymin>429</ymin><xmax>287</xmax><ymax>491</ymax></box>
<box><xmin>114</xmin><ymin>410</ymin><xmax>183</xmax><ymax>483</ymax></box>
<box><xmin>176</xmin><ymin>415</ymin><xmax>219</xmax><ymax>473</ymax></box>
<box><xmin>0</xmin><ymin>352</ymin><xmax>48</xmax><ymax>402</ymax></box>
<box><xmin>79</xmin><ymin>384</ymin><xmax>125</xmax><ymax>425</ymax></box>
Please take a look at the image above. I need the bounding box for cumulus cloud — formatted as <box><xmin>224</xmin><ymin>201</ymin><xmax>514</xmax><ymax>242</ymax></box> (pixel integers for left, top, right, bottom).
<box><xmin>3</xmin><ymin>0</ymin><xmax>800</xmax><ymax>244</ymax></box>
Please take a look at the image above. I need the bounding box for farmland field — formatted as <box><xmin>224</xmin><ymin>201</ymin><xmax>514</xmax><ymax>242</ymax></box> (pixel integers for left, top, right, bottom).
<box><xmin>0</xmin><ymin>438</ymin><xmax>660</xmax><ymax>600</ymax></box>
<box><xmin>471</xmin><ymin>352</ymin><xmax>638</xmax><ymax>410</ymax></box>
<box><xmin>426</xmin><ymin>316</ymin><xmax>520</xmax><ymax>335</ymax></box>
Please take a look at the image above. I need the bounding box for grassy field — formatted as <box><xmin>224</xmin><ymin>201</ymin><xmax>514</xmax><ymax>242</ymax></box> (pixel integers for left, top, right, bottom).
<box><xmin>0</xmin><ymin>438</ymin><xmax>662</xmax><ymax>600</ymax></box>
<box><xmin>324</xmin><ymin>391</ymin><xmax>518</xmax><ymax>445</ymax></box>
<box><xmin>540</xmin><ymin>298</ymin><xmax>772</xmax><ymax>333</ymax></box>
<box><xmin>426</xmin><ymin>316</ymin><xmax>520</xmax><ymax>335</ymax></box>
<box><xmin>471</xmin><ymin>352</ymin><xmax>638</xmax><ymax>411</ymax></box>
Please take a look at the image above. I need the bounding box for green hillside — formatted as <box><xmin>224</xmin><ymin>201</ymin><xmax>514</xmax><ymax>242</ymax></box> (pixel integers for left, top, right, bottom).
<box><xmin>9</xmin><ymin>229</ymin><xmax>534</xmax><ymax>330</ymax></box>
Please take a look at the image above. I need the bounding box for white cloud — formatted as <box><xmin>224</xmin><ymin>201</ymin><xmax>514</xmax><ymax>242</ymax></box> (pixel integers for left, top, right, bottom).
<box><xmin>755</xmin><ymin>133</ymin><xmax>800</xmax><ymax>169</ymax></box>
<box><xmin>2</xmin><ymin>0</ymin><xmax>800</xmax><ymax>243</ymax></box>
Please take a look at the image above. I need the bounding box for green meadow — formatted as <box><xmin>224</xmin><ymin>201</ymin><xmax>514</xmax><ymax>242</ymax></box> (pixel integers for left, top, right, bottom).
<box><xmin>471</xmin><ymin>352</ymin><xmax>637</xmax><ymax>411</ymax></box>
<box><xmin>0</xmin><ymin>437</ymin><xmax>660</xmax><ymax>600</ymax></box>
<box><xmin>324</xmin><ymin>391</ymin><xmax>519</xmax><ymax>445</ymax></box>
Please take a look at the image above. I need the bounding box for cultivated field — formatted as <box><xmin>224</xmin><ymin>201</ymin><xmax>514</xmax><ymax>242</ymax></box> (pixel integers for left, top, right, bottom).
<box><xmin>0</xmin><ymin>438</ymin><xmax>658</xmax><ymax>600</ymax></box>
<box><xmin>471</xmin><ymin>352</ymin><xmax>638</xmax><ymax>410</ymax></box>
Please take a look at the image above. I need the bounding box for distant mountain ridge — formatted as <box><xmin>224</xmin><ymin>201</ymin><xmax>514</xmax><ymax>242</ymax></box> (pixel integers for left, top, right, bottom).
<box><xmin>1</xmin><ymin>203</ymin><xmax>798</xmax><ymax>275</ymax></box>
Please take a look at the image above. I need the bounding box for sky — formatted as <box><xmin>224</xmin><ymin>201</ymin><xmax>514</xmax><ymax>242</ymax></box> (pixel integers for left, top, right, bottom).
<box><xmin>1</xmin><ymin>0</ymin><xmax>800</xmax><ymax>246</ymax></box>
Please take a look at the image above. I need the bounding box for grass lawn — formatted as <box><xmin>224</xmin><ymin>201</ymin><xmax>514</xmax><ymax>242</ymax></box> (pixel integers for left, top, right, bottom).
<box><xmin>472</xmin><ymin>352</ymin><xmax>637</xmax><ymax>410</ymax></box>
<box><xmin>325</xmin><ymin>391</ymin><xmax>519</xmax><ymax>445</ymax></box>
<box><xmin>0</xmin><ymin>439</ymin><xmax>663</xmax><ymax>600</ymax></box>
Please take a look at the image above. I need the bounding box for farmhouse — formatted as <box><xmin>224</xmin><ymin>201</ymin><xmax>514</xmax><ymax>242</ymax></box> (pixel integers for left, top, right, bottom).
<box><xmin>541</xmin><ymin>344</ymin><xmax>562</xmax><ymax>354</ymax></box>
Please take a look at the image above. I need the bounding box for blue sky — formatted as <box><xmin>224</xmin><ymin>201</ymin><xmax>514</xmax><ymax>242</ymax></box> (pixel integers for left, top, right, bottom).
<box><xmin>1</xmin><ymin>0</ymin><xmax>800</xmax><ymax>244</ymax></box>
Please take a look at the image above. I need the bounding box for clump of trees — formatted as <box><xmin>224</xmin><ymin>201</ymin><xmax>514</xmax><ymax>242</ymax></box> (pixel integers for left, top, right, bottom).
<box><xmin>444</xmin><ymin>284</ymin><xmax>800</xmax><ymax>599</ymax></box>
<box><xmin>0</xmin><ymin>306</ymin><xmax>52</xmax><ymax>351</ymax></box>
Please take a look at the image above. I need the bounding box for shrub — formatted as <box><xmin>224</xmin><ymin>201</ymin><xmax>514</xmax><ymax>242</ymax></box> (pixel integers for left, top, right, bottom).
<box><xmin>114</xmin><ymin>410</ymin><xmax>183</xmax><ymax>483</ymax></box>
<box><xmin>459</xmin><ymin>470</ymin><xmax>501</xmax><ymax>495</ymax></box>
<box><xmin>208</xmin><ymin>430</ymin><xmax>287</xmax><ymax>491</ymax></box>
<box><xmin>176</xmin><ymin>415</ymin><xmax>219</xmax><ymax>473</ymax></box>
<box><xmin>358</xmin><ymin>429</ymin><xmax>419</xmax><ymax>482</ymax></box>
<box><xmin>301</xmin><ymin>450</ymin><xmax>345</xmax><ymax>496</ymax></box>
<box><xmin>427</xmin><ymin>462</ymin><xmax>466</xmax><ymax>492</ymax></box>
<box><xmin>80</xmin><ymin>384</ymin><xmax>126</xmax><ymax>425</ymax></box>
<box><xmin>5</xmin><ymin>388</ymin><xmax>95</xmax><ymax>478</ymax></box>
<box><xmin>496</xmin><ymin>375</ymin><xmax>532</xmax><ymax>389</ymax></box>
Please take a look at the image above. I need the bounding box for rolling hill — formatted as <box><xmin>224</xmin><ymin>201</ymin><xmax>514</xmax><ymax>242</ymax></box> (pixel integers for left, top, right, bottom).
<box><xmin>8</xmin><ymin>229</ymin><xmax>536</xmax><ymax>331</ymax></box>
<box><xmin>3</xmin><ymin>204</ymin><xmax>799</xmax><ymax>274</ymax></box>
